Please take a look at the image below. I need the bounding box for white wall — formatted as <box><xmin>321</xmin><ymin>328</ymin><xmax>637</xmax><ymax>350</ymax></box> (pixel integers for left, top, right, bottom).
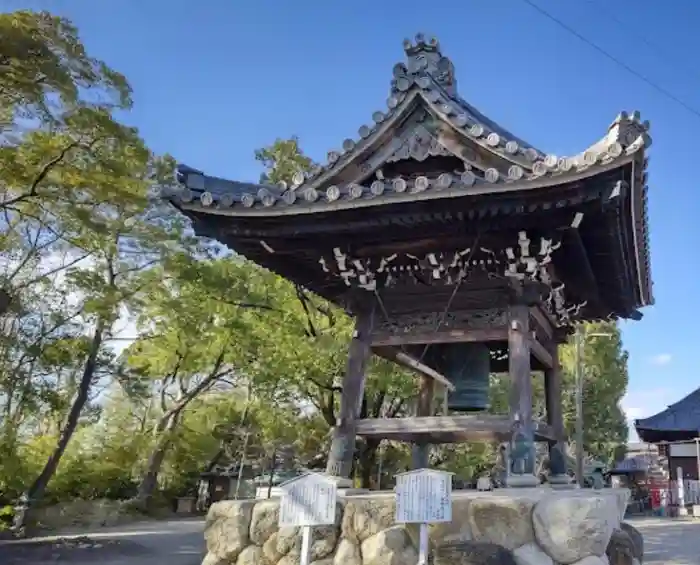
<box><xmin>670</xmin><ymin>443</ymin><xmax>699</xmax><ymax>457</ymax></box>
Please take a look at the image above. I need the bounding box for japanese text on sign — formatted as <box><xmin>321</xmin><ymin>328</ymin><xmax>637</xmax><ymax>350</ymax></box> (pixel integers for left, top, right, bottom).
<box><xmin>395</xmin><ymin>470</ymin><xmax>452</xmax><ymax>524</ymax></box>
<box><xmin>279</xmin><ymin>474</ymin><xmax>337</xmax><ymax>527</ymax></box>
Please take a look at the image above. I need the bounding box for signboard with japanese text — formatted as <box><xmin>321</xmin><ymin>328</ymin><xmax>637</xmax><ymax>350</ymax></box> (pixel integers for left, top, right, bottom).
<box><xmin>278</xmin><ymin>472</ymin><xmax>337</xmax><ymax>528</ymax></box>
<box><xmin>395</xmin><ymin>469</ymin><xmax>453</xmax><ymax>524</ymax></box>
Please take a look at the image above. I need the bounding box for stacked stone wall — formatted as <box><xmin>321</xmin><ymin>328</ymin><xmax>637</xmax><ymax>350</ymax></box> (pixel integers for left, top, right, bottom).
<box><xmin>202</xmin><ymin>489</ymin><xmax>641</xmax><ymax>565</ymax></box>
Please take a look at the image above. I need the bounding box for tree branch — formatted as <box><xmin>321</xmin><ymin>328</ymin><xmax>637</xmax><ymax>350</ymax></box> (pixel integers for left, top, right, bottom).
<box><xmin>2</xmin><ymin>139</ymin><xmax>83</xmax><ymax>209</ymax></box>
<box><xmin>295</xmin><ymin>285</ymin><xmax>317</xmax><ymax>338</ymax></box>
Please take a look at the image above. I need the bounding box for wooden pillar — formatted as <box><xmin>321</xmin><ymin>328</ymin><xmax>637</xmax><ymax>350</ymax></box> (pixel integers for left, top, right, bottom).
<box><xmin>544</xmin><ymin>342</ymin><xmax>569</xmax><ymax>480</ymax></box>
<box><xmin>411</xmin><ymin>374</ymin><xmax>435</xmax><ymax>469</ymax></box>
<box><xmin>326</xmin><ymin>304</ymin><xmax>374</xmax><ymax>481</ymax></box>
<box><xmin>506</xmin><ymin>302</ymin><xmax>538</xmax><ymax>486</ymax></box>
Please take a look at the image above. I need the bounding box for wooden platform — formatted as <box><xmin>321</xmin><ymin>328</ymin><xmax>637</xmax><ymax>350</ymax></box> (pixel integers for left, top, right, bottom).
<box><xmin>354</xmin><ymin>415</ymin><xmax>555</xmax><ymax>443</ymax></box>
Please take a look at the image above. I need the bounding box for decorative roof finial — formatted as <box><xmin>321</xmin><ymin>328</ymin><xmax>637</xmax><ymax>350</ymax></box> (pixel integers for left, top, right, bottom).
<box><xmin>403</xmin><ymin>33</ymin><xmax>441</xmax><ymax>56</ymax></box>
<box><xmin>393</xmin><ymin>34</ymin><xmax>457</xmax><ymax>96</ymax></box>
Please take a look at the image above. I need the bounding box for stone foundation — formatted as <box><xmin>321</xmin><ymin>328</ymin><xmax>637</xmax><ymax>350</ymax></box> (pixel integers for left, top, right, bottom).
<box><xmin>202</xmin><ymin>488</ymin><xmax>632</xmax><ymax>565</ymax></box>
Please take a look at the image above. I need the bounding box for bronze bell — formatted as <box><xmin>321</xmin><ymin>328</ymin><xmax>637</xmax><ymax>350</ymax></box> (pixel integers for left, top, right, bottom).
<box><xmin>425</xmin><ymin>342</ymin><xmax>491</xmax><ymax>412</ymax></box>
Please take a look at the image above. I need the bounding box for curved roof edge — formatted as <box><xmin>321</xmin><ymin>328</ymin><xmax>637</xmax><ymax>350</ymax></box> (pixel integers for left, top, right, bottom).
<box><xmin>635</xmin><ymin>387</ymin><xmax>700</xmax><ymax>435</ymax></box>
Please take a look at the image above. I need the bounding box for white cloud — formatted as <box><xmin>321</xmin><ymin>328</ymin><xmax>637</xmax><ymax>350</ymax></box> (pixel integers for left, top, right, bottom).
<box><xmin>649</xmin><ymin>353</ymin><xmax>672</xmax><ymax>366</ymax></box>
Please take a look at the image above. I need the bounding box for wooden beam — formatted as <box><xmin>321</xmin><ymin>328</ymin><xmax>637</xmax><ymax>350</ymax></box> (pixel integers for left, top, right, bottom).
<box><xmin>509</xmin><ymin>304</ymin><xmax>533</xmax><ymax>428</ymax></box>
<box><xmin>412</xmin><ymin>375</ymin><xmax>435</xmax><ymax>468</ymax></box>
<box><xmin>355</xmin><ymin>415</ymin><xmax>555</xmax><ymax>443</ymax></box>
<box><xmin>508</xmin><ymin>302</ymin><xmax>537</xmax><ymax>477</ymax></box>
<box><xmin>326</xmin><ymin>304</ymin><xmax>374</xmax><ymax>479</ymax></box>
<box><xmin>370</xmin><ymin>327</ymin><xmax>508</xmax><ymax>348</ymax></box>
<box><xmin>529</xmin><ymin>336</ymin><xmax>554</xmax><ymax>369</ymax></box>
<box><xmin>561</xmin><ymin>228</ymin><xmax>600</xmax><ymax>305</ymax></box>
<box><xmin>544</xmin><ymin>343</ymin><xmax>566</xmax><ymax>443</ymax></box>
<box><xmin>529</xmin><ymin>306</ymin><xmax>553</xmax><ymax>341</ymax></box>
<box><xmin>373</xmin><ymin>346</ymin><xmax>455</xmax><ymax>391</ymax></box>
<box><xmin>545</xmin><ymin>341</ymin><xmax>568</xmax><ymax>478</ymax></box>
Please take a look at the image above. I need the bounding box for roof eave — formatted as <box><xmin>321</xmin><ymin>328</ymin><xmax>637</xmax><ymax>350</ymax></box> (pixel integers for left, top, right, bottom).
<box><xmin>164</xmin><ymin>150</ymin><xmax>640</xmax><ymax>219</ymax></box>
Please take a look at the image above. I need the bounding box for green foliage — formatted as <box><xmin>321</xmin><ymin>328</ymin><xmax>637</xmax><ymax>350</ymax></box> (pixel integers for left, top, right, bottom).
<box><xmin>254</xmin><ymin>137</ymin><xmax>314</xmax><ymax>185</ymax></box>
<box><xmin>560</xmin><ymin>322</ymin><xmax>629</xmax><ymax>463</ymax></box>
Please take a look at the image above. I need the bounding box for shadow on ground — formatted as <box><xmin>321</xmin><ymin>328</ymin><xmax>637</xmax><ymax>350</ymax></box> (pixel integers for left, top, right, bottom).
<box><xmin>0</xmin><ymin>537</ymin><xmax>153</xmax><ymax>564</ymax></box>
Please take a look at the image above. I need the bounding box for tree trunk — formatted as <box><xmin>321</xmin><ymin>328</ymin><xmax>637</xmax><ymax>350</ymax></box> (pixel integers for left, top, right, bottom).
<box><xmin>357</xmin><ymin>439</ymin><xmax>380</xmax><ymax>489</ymax></box>
<box><xmin>14</xmin><ymin>320</ymin><xmax>105</xmax><ymax>534</ymax></box>
<box><xmin>134</xmin><ymin>350</ymin><xmax>229</xmax><ymax>509</ymax></box>
<box><xmin>136</xmin><ymin>411</ymin><xmax>180</xmax><ymax>507</ymax></box>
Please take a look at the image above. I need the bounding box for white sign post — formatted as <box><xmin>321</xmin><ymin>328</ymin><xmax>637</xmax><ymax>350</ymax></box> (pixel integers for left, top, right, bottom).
<box><xmin>278</xmin><ymin>473</ymin><xmax>338</xmax><ymax>565</ymax></box>
<box><xmin>677</xmin><ymin>466</ymin><xmax>686</xmax><ymax>515</ymax></box>
<box><xmin>395</xmin><ymin>469</ymin><xmax>453</xmax><ymax>565</ymax></box>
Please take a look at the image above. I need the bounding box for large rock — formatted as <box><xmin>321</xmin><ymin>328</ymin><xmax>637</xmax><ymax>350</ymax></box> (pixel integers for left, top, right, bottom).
<box><xmin>342</xmin><ymin>498</ymin><xmax>396</xmax><ymax>543</ymax></box>
<box><xmin>262</xmin><ymin>532</ymin><xmax>283</xmax><ymax>563</ymax></box>
<box><xmin>619</xmin><ymin>522</ymin><xmax>643</xmax><ymax>562</ymax></box>
<box><xmin>204</xmin><ymin>501</ymin><xmax>255</xmax><ymax>565</ymax></box>
<box><xmin>249</xmin><ymin>500</ymin><xmax>280</xmax><ymax>546</ymax></box>
<box><xmin>236</xmin><ymin>545</ymin><xmax>263</xmax><ymax>565</ymax></box>
<box><xmin>276</xmin><ymin>526</ymin><xmax>301</xmax><ymax>556</ymax></box>
<box><xmin>514</xmin><ymin>542</ymin><xmax>554</xmax><ymax>565</ymax></box>
<box><xmin>571</xmin><ymin>557</ymin><xmax>609</xmax><ymax>565</ymax></box>
<box><xmin>277</xmin><ymin>554</ymin><xmax>300</xmax><ymax>565</ymax></box>
<box><xmin>433</xmin><ymin>541</ymin><xmax>518</xmax><ymax>565</ymax></box>
<box><xmin>274</xmin><ymin>524</ymin><xmax>339</xmax><ymax>561</ymax></box>
<box><xmin>532</xmin><ymin>493</ymin><xmax>618</xmax><ymax>564</ymax></box>
<box><xmin>606</xmin><ymin>529</ymin><xmax>635</xmax><ymax>565</ymax></box>
<box><xmin>333</xmin><ymin>539</ymin><xmax>361</xmax><ymax>565</ymax></box>
<box><xmin>201</xmin><ymin>554</ymin><xmax>222</xmax><ymax>565</ymax></box>
<box><xmin>361</xmin><ymin>525</ymin><xmax>417</xmax><ymax>565</ymax></box>
<box><xmin>468</xmin><ymin>493</ymin><xmax>538</xmax><ymax>550</ymax></box>
<box><xmin>431</xmin><ymin>497</ymin><xmax>473</xmax><ymax>546</ymax></box>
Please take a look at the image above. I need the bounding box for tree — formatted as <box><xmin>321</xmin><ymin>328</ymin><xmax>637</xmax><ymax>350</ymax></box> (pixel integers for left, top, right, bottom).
<box><xmin>560</xmin><ymin>321</ymin><xmax>629</xmax><ymax>463</ymax></box>
<box><xmin>121</xmin><ymin>253</ymin><xmax>286</xmax><ymax>505</ymax></box>
<box><xmin>0</xmin><ymin>10</ymin><xmax>130</xmax><ymax>125</ymax></box>
<box><xmin>254</xmin><ymin>137</ymin><xmax>313</xmax><ymax>186</ymax></box>
<box><xmin>0</xmin><ymin>11</ymin><xmax>185</xmax><ymax>530</ymax></box>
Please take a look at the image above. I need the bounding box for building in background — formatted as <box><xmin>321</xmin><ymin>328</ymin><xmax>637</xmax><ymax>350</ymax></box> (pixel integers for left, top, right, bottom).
<box><xmin>635</xmin><ymin>389</ymin><xmax>700</xmax><ymax>480</ymax></box>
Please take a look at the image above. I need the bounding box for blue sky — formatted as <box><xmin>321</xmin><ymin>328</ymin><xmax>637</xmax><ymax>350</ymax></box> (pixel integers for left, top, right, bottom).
<box><xmin>8</xmin><ymin>0</ymin><xmax>700</xmax><ymax>438</ymax></box>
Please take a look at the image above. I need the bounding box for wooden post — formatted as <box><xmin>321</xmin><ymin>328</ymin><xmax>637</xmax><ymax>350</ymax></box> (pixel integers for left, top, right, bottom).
<box><xmin>326</xmin><ymin>303</ymin><xmax>375</xmax><ymax>480</ymax></box>
<box><xmin>544</xmin><ymin>342</ymin><xmax>569</xmax><ymax>482</ymax></box>
<box><xmin>411</xmin><ymin>374</ymin><xmax>435</xmax><ymax>469</ymax></box>
<box><xmin>506</xmin><ymin>302</ymin><xmax>538</xmax><ymax>486</ymax></box>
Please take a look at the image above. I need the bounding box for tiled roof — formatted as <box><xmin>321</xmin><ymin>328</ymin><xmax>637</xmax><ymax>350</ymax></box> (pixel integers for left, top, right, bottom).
<box><xmin>636</xmin><ymin>387</ymin><xmax>700</xmax><ymax>432</ymax></box>
<box><xmin>160</xmin><ymin>34</ymin><xmax>654</xmax><ymax>310</ymax></box>
<box><xmin>610</xmin><ymin>454</ymin><xmax>653</xmax><ymax>473</ymax></box>
<box><xmin>163</xmin><ymin>34</ymin><xmax>651</xmax><ymax>217</ymax></box>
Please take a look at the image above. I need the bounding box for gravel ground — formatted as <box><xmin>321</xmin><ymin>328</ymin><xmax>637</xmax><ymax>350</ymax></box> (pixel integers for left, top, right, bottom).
<box><xmin>631</xmin><ymin>516</ymin><xmax>700</xmax><ymax>565</ymax></box>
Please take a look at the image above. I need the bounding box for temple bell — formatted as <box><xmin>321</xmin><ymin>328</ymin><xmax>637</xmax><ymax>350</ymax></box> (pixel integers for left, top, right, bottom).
<box><xmin>426</xmin><ymin>342</ymin><xmax>491</xmax><ymax>411</ymax></box>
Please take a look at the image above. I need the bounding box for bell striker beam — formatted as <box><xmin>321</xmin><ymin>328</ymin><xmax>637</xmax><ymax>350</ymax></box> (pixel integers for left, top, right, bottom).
<box><xmin>325</xmin><ymin>301</ymin><xmax>375</xmax><ymax>481</ymax></box>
